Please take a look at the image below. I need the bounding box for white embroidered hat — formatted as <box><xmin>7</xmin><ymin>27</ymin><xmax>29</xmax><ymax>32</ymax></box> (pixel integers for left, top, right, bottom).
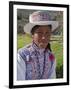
<box><xmin>24</xmin><ymin>11</ymin><xmax>58</xmax><ymax>34</ymax></box>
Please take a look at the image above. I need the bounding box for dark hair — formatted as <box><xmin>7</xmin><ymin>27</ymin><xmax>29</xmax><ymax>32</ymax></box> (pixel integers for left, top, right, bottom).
<box><xmin>47</xmin><ymin>43</ymin><xmax>52</xmax><ymax>51</ymax></box>
<box><xmin>31</xmin><ymin>25</ymin><xmax>40</xmax><ymax>35</ymax></box>
<box><xmin>31</xmin><ymin>25</ymin><xmax>52</xmax><ymax>35</ymax></box>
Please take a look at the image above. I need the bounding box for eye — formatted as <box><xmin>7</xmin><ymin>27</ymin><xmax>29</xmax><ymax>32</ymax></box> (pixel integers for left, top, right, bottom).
<box><xmin>35</xmin><ymin>32</ymin><xmax>43</xmax><ymax>35</ymax></box>
<box><xmin>35</xmin><ymin>31</ymin><xmax>51</xmax><ymax>37</ymax></box>
<box><xmin>37</xmin><ymin>32</ymin><xmax>42</xmax><ymax>34</ymax></box>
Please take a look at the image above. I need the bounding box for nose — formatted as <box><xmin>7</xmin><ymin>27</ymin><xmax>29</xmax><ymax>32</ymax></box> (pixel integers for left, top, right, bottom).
<box><xmin>41</xmin><ymin>36</ymin><xmax>46</xmax><ymax>39</ymax></box>
<box><xmin>41</xmin><ymin>33</ymin><xmax>46</xmax><ymax>38</ymax></box>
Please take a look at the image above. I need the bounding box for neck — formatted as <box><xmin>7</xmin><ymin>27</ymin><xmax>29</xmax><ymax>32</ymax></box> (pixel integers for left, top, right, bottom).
<box><xmin>32</xmin><ymin>41</ymin><xmax>51</xmax><ymax>51</ymax></box>
<box><xmin>32</xmin><ymin>41</ymin><xmax>48</xmax><ymax>51</ymax></box>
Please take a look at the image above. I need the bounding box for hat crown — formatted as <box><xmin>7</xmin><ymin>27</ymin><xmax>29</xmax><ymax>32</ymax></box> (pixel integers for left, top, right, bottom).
<box><xmin>29</xmin><ymin>11</ymin><xmax>52</xmax><ymax>23</ymax></box>
<box><xmin>24</xmin><ymin>11</ymin><xmax>58</xmax><ymax>34</ymax></box>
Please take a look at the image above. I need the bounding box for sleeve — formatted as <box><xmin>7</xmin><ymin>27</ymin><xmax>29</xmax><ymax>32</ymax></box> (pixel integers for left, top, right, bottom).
<box><xmin>17</xmin><ymin>53</ymin><xmax>26</xmax><ymax>80</ymax></box>
<box><xmin>49</xmin><ymin>59</ymin><xmax>56</xmax><ymax>79</ymax></box>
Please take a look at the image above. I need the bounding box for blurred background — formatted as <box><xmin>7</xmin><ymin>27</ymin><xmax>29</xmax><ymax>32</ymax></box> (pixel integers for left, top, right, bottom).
<box><xmin>17</xmin><ymin>9</ymin><xmax>63</xmax><ymax>79</ymax></box>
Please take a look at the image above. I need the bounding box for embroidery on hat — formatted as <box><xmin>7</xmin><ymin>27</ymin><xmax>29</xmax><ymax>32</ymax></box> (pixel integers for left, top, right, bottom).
<box><xmin>49</xmin><ymin>53</ymin><xmax>55</xmax><ymax>61</ymax></box>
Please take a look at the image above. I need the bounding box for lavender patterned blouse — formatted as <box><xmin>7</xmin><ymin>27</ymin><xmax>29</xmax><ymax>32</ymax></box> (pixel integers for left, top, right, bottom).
<box><xmin>17</xmin><ymin>42</ymin><xmax>56</xmax><ymax>80</ymax></box>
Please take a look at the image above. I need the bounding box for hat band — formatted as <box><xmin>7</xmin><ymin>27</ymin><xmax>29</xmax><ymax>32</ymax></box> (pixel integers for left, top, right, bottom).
<box><xmin>30</xmin><ymin>13</ymin><xmax>51</xmax><ymax>23</ymax></box>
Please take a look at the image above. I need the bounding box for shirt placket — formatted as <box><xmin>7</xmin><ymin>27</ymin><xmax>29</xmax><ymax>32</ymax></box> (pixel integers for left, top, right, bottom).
<box><xmin>32</xmin><ymin>43</ymin><xmax>45</xmax><ymax>79</ymax></box>
<box><xmin>38</xmin><ymin>52</ymin><xmax>44</xmax><ymax>76</ymax></box>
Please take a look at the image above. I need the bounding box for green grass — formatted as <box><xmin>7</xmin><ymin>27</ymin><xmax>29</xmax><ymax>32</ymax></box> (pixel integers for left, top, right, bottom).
<box><xmin>17</xmin><ymin>34</ymin><xmax>63</xmax><ymax>78</ymax></box>
<box><xmin>51</xmin><ymin>42</ymin><xmax>63</xmax><ymax>66</ymax></box>
<box><xmin>17</xmin><ymin>34</ymin><xmax>32</xmax><ymax>49</ymax></box>
<box><xmin>51</xmin><ymin>42</ymin><xmax>63</xmax><ymax>78</ymax></box>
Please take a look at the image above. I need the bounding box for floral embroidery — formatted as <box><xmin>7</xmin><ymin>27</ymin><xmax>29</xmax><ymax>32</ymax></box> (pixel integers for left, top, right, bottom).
<box><xmin>18</xmin><ymin>43</ymin><xmax>55</xmax><ymax>80</ymax></box>
<box><xmin>49</xmin><ymin>53</ymin><xmax>55</xmax><ymax>61</ymax></box>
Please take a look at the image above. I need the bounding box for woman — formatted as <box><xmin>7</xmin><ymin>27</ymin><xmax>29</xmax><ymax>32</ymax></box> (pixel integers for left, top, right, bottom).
<box><xmin>17</xmin><ymin>11</ymin><xmax>58</xmax><ymax>80</ymax></box>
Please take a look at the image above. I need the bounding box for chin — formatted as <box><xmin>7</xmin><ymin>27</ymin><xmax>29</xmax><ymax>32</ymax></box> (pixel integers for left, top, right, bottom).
<box><xmin>39</xmin><ymin>43</ymin><xmax>47</xmax><ymax>48</ymax></box>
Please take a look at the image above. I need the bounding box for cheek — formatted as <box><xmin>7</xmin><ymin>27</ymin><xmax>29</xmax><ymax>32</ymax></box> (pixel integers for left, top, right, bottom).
<box><xmin>47</xmin><ymin>34</ymin><xmax>51</xmax><ymax>40</ymax></box>
<box><xmin>32</xmin><ymin>34</ymin><xmax>39</xmax><ymax>42</ymax></box>
<box><xmin>48</xmin><ymin>35</ymin><xmax>51</xmax><ymax>40</ymax></box>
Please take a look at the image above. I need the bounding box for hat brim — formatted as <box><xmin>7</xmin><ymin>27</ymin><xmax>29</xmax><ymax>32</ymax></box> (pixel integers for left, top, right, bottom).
<box><xmin>24</xmin><ymin>21</ymin><xmax>58</xmax><ymax>34</ymax></box>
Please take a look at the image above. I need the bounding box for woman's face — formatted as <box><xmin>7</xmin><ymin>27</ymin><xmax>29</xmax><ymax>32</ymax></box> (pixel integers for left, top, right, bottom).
<box><xmin>32</xmin><ymin>25</ymin><xmax>52</xmax><ymax>49</ymax></box>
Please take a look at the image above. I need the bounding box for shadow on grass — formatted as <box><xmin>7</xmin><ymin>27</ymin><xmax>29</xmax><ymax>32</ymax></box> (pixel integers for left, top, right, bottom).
<box><xmin>56</xmin><ymin>65</ymin><xmax>63</xmax><ymax>78</ymax></box>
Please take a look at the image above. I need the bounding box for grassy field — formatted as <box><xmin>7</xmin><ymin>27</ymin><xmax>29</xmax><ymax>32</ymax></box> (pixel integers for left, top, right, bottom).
<box><xmin>17</xmin><ymin>34</ymin><xmax>63</xmax><ymax>78</ymax></box>
<box><xmin>51</xmin><ymin>42</ymin><xmax>63</xmax><ymax>78</ymax></box>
